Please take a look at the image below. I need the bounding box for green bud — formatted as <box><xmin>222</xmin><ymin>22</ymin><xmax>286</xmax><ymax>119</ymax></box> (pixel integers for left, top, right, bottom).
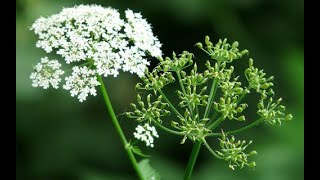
<box><xmin>238</xmin><ymin>116</ymin><xmax>246</xmax><ymax>121</ymax></box>
<box><xmin>249</xmin><ymin>151</ymin><xmax>257</xmax><ymax>156</ymax></box>
<box><xmin>249</xmin><ymin>162</ymin><xmax>256</xmax><ymax>168</ymax></box>
<box><xmin>286</xmin><ymin>114</ymin><xmax>293</xmax><ymax>121</ymax></box>
<box><xmin>205</xmin><ymin>35</ymin><xmax>211</xmax><ymax>46</ymax></box>
<box><xmin>171</xmin><ymin>121</ymin><xmax>179</xmax><ymax>127</ymax></box>
<box><xmin>180</xmin><ymin>136</ymin><xmax>187</xmax><ymax>144</ymax></box>
<box><xmin>172</xmin><ymin>51</ymin><xmax>177</xmax><ymax>59</ymax></box>
<box><xmin>241</xmin><ymin>49</ymin><xmax>249</xmax><ymax>56</ymax></box>
<box><xmin>180</xmin><ymin>70</ymin><xmax>186</xmax><ymax>77</ymax></box>
<box><xmin>130</xmin><ymin>103</ymin><xmax>137</xmax><ymax>109</ymax></box>
<box><xmin>163</xmin><ymin>65</ymin><xmax>170</xmax><ymax>72</ymax></box>
<box><xmin>196</xmin><ymin>42</ymin><xmax>203</xmax><ymax>49</ymax></box>
<box><xmin>232</xmin><ymin>41</ymin><xmax>239</xmax><ymax>48</ymax></box>
<box><xmin>249</xmin><ymin>58</ymin><xmax>254</xmax><ymax>67</ymax></box>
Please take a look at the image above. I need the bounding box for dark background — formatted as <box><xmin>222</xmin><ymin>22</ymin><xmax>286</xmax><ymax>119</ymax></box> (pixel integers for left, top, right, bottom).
<box><xmin>16</xmin><ymin>0</ymin><xmax>304</xmax><ymax>179</ymax></box>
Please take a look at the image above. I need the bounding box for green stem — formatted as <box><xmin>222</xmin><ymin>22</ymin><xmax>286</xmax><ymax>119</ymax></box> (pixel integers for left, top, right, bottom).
<box><xmin>183</xmin><ymin>141</ymin><xmax>202</xmax><ymax>180</ymax></box>
<box><xmin>206</xmin><ymin>110</ymin><xmax>219</xmax><ymax>126</ymax></box>
<box><xmin>97</xmin><ymin>76</ymin><xmax>144</xmax><ymax>180</ymax></box>
<box><xmin>154</xmin><ymin>122</ymin><xmax>184</xmax><ymax>136</ymax></box>
<box><xmin>195</xmin><ymin>105</ymin><xmax>200</xmax><ymax>122</ymax></box>
<box><xmin>208</xmin><ymin>115</ymin><xmax>225</xmax><ymax>130</ymax></box>
<box><xmin>207</xmin><ymin>117</ymin><xmax>265</xmax><ymax>137</ymax></box>
<box><xmin>203</xmin><ymin>78</ymin><xmax>219</xmax><ymax>119</ymax></box>
<box><xmin>203</xmin><ymin>139</ymin><xmax>223</xmax><ymax>159</ymax></box>
<box><xmin>184</xmin><ymin>64</ymin><xmax>220</xmax><ymax>179</ymax></box>
<box><xmin>158</xmin><ymin>89</ymin><xmax>183</xmax><ymax>118</ymax></box>
<box><xmin>176</xmin><ymin>71</ymin><xmax>194</xmax><ymax>117</ymax></box>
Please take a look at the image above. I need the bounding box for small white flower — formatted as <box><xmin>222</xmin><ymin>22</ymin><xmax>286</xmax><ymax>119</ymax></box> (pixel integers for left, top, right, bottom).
<box><xmin>133</xmin><ymin>123</ymin><xmax>159</xmax><ymax>148</ymax></box>
<box><xmin>30</xmin><ymin>57</ymin><xmax>64</xmax><ymax>89</ymax></box>
<box><xmin>124</xmin><ymin>9</ymin><xmax>162</xmax><ymax>57</ymax></box>
<box><xmin>63</xmin><ymin>66</ymin><xmax>100</xmax><ymax>102</ymax></box>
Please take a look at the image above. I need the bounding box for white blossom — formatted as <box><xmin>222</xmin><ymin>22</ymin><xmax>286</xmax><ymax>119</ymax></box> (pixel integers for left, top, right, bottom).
<box><xmin>30</xmin><ymin>57</ymin><xmax>64</xmax><ymax>89</ymax></box>
<box><xmin>124</xmin><ymin>9</ymin><xmax>162</xmax><ymax>57</ymax></box>
<box><xmin>31</xmin><ymin>4</ymin><xmax>162</xmax><ymax>78</ymax></box>
<box><xmin>63</xmin><ymin>66</ymin><xmax>100</xmax><ymax>102</ymax></box>
<box><xmin>133</xmin><ymin>123</ymin><xmax>159</xmax><ymax>148</ymax></box>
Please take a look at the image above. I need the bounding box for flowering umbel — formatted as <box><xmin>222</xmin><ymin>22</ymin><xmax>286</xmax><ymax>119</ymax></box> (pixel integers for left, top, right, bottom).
<box><xmin>30</xmin><ymin>57</ymin><xmax>64</xmax><ymax>89</ymax></box>
<box><xmin>127</xmin><ymin>36</ymin><xmax>292</xmax><ymax>170</ymax></box>
<box><xmin>30</xmin><ymin>4</ymin><xmax>162</xmax><ymax>102</ymax></box>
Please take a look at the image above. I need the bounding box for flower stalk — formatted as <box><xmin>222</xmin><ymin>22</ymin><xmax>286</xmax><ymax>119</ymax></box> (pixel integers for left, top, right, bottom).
<box><xmin>98</xmin><ymin>75</ymin><xmax>145</xmax><ymax>180</ymax></box>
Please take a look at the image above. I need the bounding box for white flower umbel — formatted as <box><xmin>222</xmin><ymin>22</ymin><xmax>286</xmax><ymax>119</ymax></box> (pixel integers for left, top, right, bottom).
<box><xmin>30</xmin><ymin>57</ymin><xmax>64</xmax><ymax>89</ymax></box>
<box><xmin>63</xmin><ymin>66</ymin><xmax>100</xmax><ymax>102</ymax></box>
<box><xmin>134</xmin><ymin>123</ymin><xmax>159</xmax><ymax>148</ymax></box>
<box><xmin>31</xmin><ymin>4</ymin><xmax>162</xmax><ymax>78</ymax></box>
<box><xmin>124</xmin><ymin>9</ymin><xmax>162</xmax><ymax>57</ymax></box>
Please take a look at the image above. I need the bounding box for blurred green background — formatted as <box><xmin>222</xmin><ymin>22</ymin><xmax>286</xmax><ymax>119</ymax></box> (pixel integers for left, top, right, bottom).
<box><xmin>16</xmin><ymin>0</ymin><xmax>304</xmax><ymax>179</ymax></box>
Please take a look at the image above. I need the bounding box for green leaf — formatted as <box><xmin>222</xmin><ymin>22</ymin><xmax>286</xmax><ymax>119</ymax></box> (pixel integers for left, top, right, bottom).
<box><xmin>131</xmin><ymin>146</ymin><xmax>151</xmax><ymax>158</ymax></box>
<box><xmin>138</xmin><ymin>159</ymin><xmax>161</xmax><ymax>180</ymax></box>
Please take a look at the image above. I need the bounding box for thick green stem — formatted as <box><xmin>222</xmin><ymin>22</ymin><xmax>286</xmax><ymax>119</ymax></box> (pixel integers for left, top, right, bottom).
<box><xmin>98</xmin><ymin>76</ymin><xmax>144</xmax><ymax>180</ymax></box>
<box><xmin>183</xmin><ymin>141</ymin><xmax>202</xmax><ymax>180</ymax></box>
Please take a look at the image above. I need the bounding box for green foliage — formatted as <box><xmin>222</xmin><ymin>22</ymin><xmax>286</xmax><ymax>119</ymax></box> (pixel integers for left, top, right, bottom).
<box><xmin>138</xmin><ymin>159</ymin><xmax>161</xmax><ymax>180</ymax></box>
<box><xmin>131</xmin><ymin>146</ymin><xmax>151</xmax><ymax>158</ymax></box>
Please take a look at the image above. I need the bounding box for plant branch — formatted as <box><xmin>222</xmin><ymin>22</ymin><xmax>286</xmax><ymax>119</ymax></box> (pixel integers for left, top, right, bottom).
<box><xmin>154</xmin><ymin>122</ymin><xmax>184</xmax><ymax>136</ymax></box>
<box><xmin>158</xmin><ymin>89</ymin><xmax>183</xmax><ymax>118</ymax></box>
<box><xmin>203</xmin><ymin>139</ymin><xmax>223</xmax><ymax>159</ymax></box>
<box><xmin>176</xmin><ymin>70</ymin><xmax>194</xmax><ymax>118</ymax></box>
<box><xmin>98</xmin><ymin>75</ymin><xmax>144</xmax><ymax>180</ymax></box>
<box><xmin>206</xmin><ymin>117</ymin><xmax>265</xmax><ymax>137</ymax></box>
<box><xmin>183</xmin><ymin>140</ymin><xmax>202</xmax><ymax>180</ymax></box>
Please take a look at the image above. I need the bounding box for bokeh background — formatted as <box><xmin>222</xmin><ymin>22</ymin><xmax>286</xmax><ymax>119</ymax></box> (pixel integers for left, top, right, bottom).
<box><xmin>16</xmin><ymin>0</ymin><xmax>304</xmax><ymax>179</ymax></box>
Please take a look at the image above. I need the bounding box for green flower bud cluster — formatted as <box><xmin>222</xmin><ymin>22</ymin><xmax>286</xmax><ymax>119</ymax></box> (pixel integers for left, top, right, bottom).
<box><xmin>127</xmin><ymin>36</ymin><xmax>292</xmax><ymax>170</ymax></box>
<box><xmin>177</xmin><ymin>63</ymin><xmax>209</xmax><ymax>110</ymax></box>
<box><xmin>197</xmin><ymin>36</ymin><xmax>249</xmax><ymax>62</ymax></box>
<box><xmin>245</xmin><ymin>58</ymin><xmax>274</xmax><ymax>96</ymax></box>
<box><xmin>258</xmin><ymin>96</ymin><xmax>293</xmax><ymax>125</ymax></box>
<box><xmin>158</xmin><ymin>51</ymin><xmax>194</xmax><ymax>72</ymax></box>
<box><xmin>216</xmin><ymin>131</ymin><xmax>257</xmax><ymax>170</ymax></box>
<box><xmin>214</xmin><ymin>96</ymin><xmax>247</xmax><ymax>121</ymax></box>
<box><xmin>126</xmin><ymin>94</ymin><xmax>171</xmax><ymax>124</ymax></box>
<box><xmin>136</xmin><ymin>70</ymin><xmax>175</xmax><ymax>93</ymax></box>
<box><xmin>171</xmin><ymin>109</ymin><xmax>211</xmax><ymax>144</ymax></box>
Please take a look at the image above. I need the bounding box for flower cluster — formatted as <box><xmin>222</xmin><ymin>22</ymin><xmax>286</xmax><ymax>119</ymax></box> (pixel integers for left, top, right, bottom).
<box><xmin>216</xmin><ymin>131</ymin><xmax>257</xmax><ymax>170</ymax></box>
<box><xmin>171</xmin><ymin>109</ymin><xmax>211</xmax><ymax>144</ymax></box>
<box><xmin>30</xmin><ymin>4</ymin><xmax>162</xmax><ymax>102</ymax></box>
<box><xmin>133</xmin><ymin>123</ymin><xmax>159</xmax><ymax>148</ymax></box>
<box><xmin>63</xmin><ymin>66</ymin><xmax>100</xmax><ymax>102</ymax></box>
<box><xmin>257</xmin><ymin>97</ymin><xmax>293</xmax><ymax>125</ymax></box>
<box><xmin>30</xmin><ymin>57</ymin><xmax>64</xmax><ymax>89</ymax></box>
<box><xmin>128</xmin><ymin>36</ymin><xmax>292</xmax><ymax>170</ymax></box>
<box><xmin>126</xmin><ymin>94</ymin><xmax>171</xmax><ymax>124</ymax></box>
<box><xmin>177</xmin><ymin>63</ymin><xmax>209</xmax><ymax>110</ymax></box>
